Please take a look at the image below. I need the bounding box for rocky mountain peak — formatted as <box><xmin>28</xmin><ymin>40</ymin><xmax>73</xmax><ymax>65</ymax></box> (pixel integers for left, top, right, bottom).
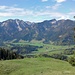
<box><xmin>0</xmin><ymin>19</ymin><xmax>75</xmax><ymax>45</ymax></box>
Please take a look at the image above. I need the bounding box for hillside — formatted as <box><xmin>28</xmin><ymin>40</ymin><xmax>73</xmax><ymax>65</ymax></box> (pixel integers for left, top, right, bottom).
<box><xmin>0</xmin><ymin>58</ymin><xmax>75</xmax><ymax>75</ymax></box>
<box><xmin>0</xmin><ymin>19</ymin><xmax>75</xmax><ymax>45</ymax></box>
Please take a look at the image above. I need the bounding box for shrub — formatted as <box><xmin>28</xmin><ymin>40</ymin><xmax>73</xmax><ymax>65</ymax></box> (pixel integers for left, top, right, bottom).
<box><xmin>68</xmin><ymin>56</ymin><xmax>75</xmax><ymax>66</ymax></box>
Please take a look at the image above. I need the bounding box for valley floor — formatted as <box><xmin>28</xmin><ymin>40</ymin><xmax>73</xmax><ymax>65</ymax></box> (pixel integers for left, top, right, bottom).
<box><xmin>0</xmin><ymin>57</ymin><xmax>75</xmax><ymax>75</ymax></box>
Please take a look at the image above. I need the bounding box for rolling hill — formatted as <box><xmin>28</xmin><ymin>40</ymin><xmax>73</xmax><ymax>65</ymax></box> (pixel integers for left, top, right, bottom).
<box><xmin>0</xmin><ymin>57</ymin><xmax>75</xmax><ymax>75</ymax></box>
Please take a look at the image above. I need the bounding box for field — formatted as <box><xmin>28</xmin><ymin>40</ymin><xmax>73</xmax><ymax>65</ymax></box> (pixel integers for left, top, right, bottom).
<box><xmin>32</xmin><ymin>44</ymin><xmax>74</xmax><ymax>55</ymax></box>
<box><xmin>5</xmin><ymin>41</ymin><xmax>75</xmax><ymax>56</ymax></box>
<box><xmin>0</xmin><ymin>57</ymin><xmax>75</xmax><ymax>75</ymax></box>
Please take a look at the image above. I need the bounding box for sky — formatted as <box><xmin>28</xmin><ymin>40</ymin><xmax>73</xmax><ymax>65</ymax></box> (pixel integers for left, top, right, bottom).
<box><xmin>0</xmin><ymin>0</ymin><xmax>75</xmax><ymax>22</ymax></box>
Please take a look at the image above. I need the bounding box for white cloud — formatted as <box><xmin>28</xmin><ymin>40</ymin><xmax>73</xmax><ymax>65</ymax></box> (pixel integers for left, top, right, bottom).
<box><xmin>0</xmin><ymin>6</ymin><xmax>7</xmax><ymax>9</ymax></box>
<box><xmin>46</xmin><ymin>3</ymin><xmax>61</xmax><ymax>10</ymax></box>
<box><xmin>68</xmin><ymin>11</ymin><xmax>75</xmax><ymax>19</ymax></box>
<box><xmin>41</xmin><ymin>0</ymin><xmax>48</xmax><ymax>2</ymax></box>
<box><xmin>58</xmin><ymin>15</ymin><xmax>69</xmax><ymax>20</ymax></box>
<box><xmin>34</xmin><ymin>10</ymin><xmax>70</xmax><ymax>20</ymax></box>
<box><xmin>55</xmin><ymin>0</ymin><xmax>66</xmax><ymax>3</ymax></box>
<box><xmin>0</xmin><ymin>5</ymin><xmax>33</xmax><ymax>17</ymax></box>
<box><xmin>52</xmin><ymin>3</ymin><xmax>61</xmax><ymax>10</ymax></box>
<box><xmin>46</xmin><ymin>6</ymin><xmax>51</xmax><ymax>9</ymax></box>
<box><xmin>0</xmin><ymin>13</ymin><xmax>13</xmax><ymax>17</ymax></box>
<box><xmin>68</xmin><ymin>12</ymin><xmax>75</xmax><ymax>15</ymax></box>
<box><xmin>0</xmin><ymin>5</ymin><xmax>72</xmax><ymax>21</ymax></box>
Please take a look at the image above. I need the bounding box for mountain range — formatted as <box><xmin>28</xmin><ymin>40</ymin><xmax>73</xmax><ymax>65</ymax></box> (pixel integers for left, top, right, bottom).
<box><xmin>0</xmin><ymin>19</ymin><xmax>75</xmax><ymax>45</ymax></box>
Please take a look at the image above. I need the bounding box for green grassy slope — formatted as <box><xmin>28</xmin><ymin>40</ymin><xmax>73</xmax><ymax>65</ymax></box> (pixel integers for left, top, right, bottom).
<box><xmin>0</xmin><ymin>58</ymin><xmax>75</xmax><ymax>75</ymax></box>
<box><xmin>32</xmin><ymin>44</ymin><xmax>74</xmax><ymax>55</ymax></box>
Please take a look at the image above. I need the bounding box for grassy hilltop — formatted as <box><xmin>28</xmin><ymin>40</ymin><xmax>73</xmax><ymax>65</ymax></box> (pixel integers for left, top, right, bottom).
<box><xmin>0</xmin><ymin>57</ymin><xmax>75</xmax><ymax>75</ymax></box>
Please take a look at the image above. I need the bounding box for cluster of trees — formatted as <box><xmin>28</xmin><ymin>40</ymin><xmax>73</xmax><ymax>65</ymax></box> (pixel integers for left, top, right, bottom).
<box><xmin>64</xmin><ymin>48</ymin><xmax>74</xmax><ymax>55</ymax></box>
<box><xmin>68</xmin><ymin>55</ymin><xmax>75</xmax><ymax>66</ymax></box>
<box><xmin>0</xmin><ymin>48</ymin><xmax>24</xmax><ymax>60</ymax></box>
<box><xmin>39</xmin><ymin>53</ymin><xmax>68</xmax><ymax>61</ymax></box>
<box><xmin>50</xmin><ymin>53</ymin><xmax>67</xmax><ymax>61</ymax></box>
<box><xmin>11</xmin><ymin>45</ymin><xmax>43</xmax><ymax>54</ymax></box>
<box><xmin>68</xmin><ymin>44</ymin><xmax>75</xmax><ymax>66</ymax></box>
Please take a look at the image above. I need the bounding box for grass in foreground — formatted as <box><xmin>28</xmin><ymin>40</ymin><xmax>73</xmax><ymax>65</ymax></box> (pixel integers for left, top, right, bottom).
<box><xmin>0</xmin><ymin>57</ymin><xmax>75</xmax><ymax>75</ymax></box>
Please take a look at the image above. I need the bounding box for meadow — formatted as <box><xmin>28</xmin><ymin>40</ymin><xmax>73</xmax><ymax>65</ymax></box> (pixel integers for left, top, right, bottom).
<box><xmin>6</xmin><ymin>41</ymin><xmax>74</xmax><ymax>56</ymax></box>
<box><xmin>0</xmin><ymin>57</ymin><xmax>75</xmax><ymax>75</ymax></box>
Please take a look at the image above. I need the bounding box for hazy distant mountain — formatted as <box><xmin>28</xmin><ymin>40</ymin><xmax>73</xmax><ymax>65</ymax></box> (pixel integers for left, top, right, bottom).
<box><xmin>0</xmin><ymin>19</ymin><xmax>75</xmax><ymax>45</ymax></box>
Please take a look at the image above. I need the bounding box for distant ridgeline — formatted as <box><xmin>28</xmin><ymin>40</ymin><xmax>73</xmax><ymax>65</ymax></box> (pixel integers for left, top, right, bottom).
<box><xmin>0</xmin><ymin>19</ymin><xmax>75</xmax><ymax>45</ymax></box>
<box><xmin>0</xmin><ymin>48</ymin><xmax>24</xmax><ymax>60</ymax></box>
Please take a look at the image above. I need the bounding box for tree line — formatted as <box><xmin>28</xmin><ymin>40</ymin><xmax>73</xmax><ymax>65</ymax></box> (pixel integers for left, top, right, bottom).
<box><xmin>0</xmin><ymin>48</ymin><xmax>24</xmax><ymax>60</ymax></box>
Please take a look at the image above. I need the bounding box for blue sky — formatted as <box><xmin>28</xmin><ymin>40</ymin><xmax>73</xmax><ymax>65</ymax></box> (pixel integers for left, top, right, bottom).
<box><xmin>0</xmin><ymin>0</ymin><xmax>75</xmax><ymax>22</ymax></box>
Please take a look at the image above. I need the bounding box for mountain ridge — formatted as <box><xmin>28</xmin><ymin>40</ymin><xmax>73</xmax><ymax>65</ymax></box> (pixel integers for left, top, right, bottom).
<box><xmin>0</xmin><ymin>19</ymin><xmax>75</xmax><ymax>45</ymax></box>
